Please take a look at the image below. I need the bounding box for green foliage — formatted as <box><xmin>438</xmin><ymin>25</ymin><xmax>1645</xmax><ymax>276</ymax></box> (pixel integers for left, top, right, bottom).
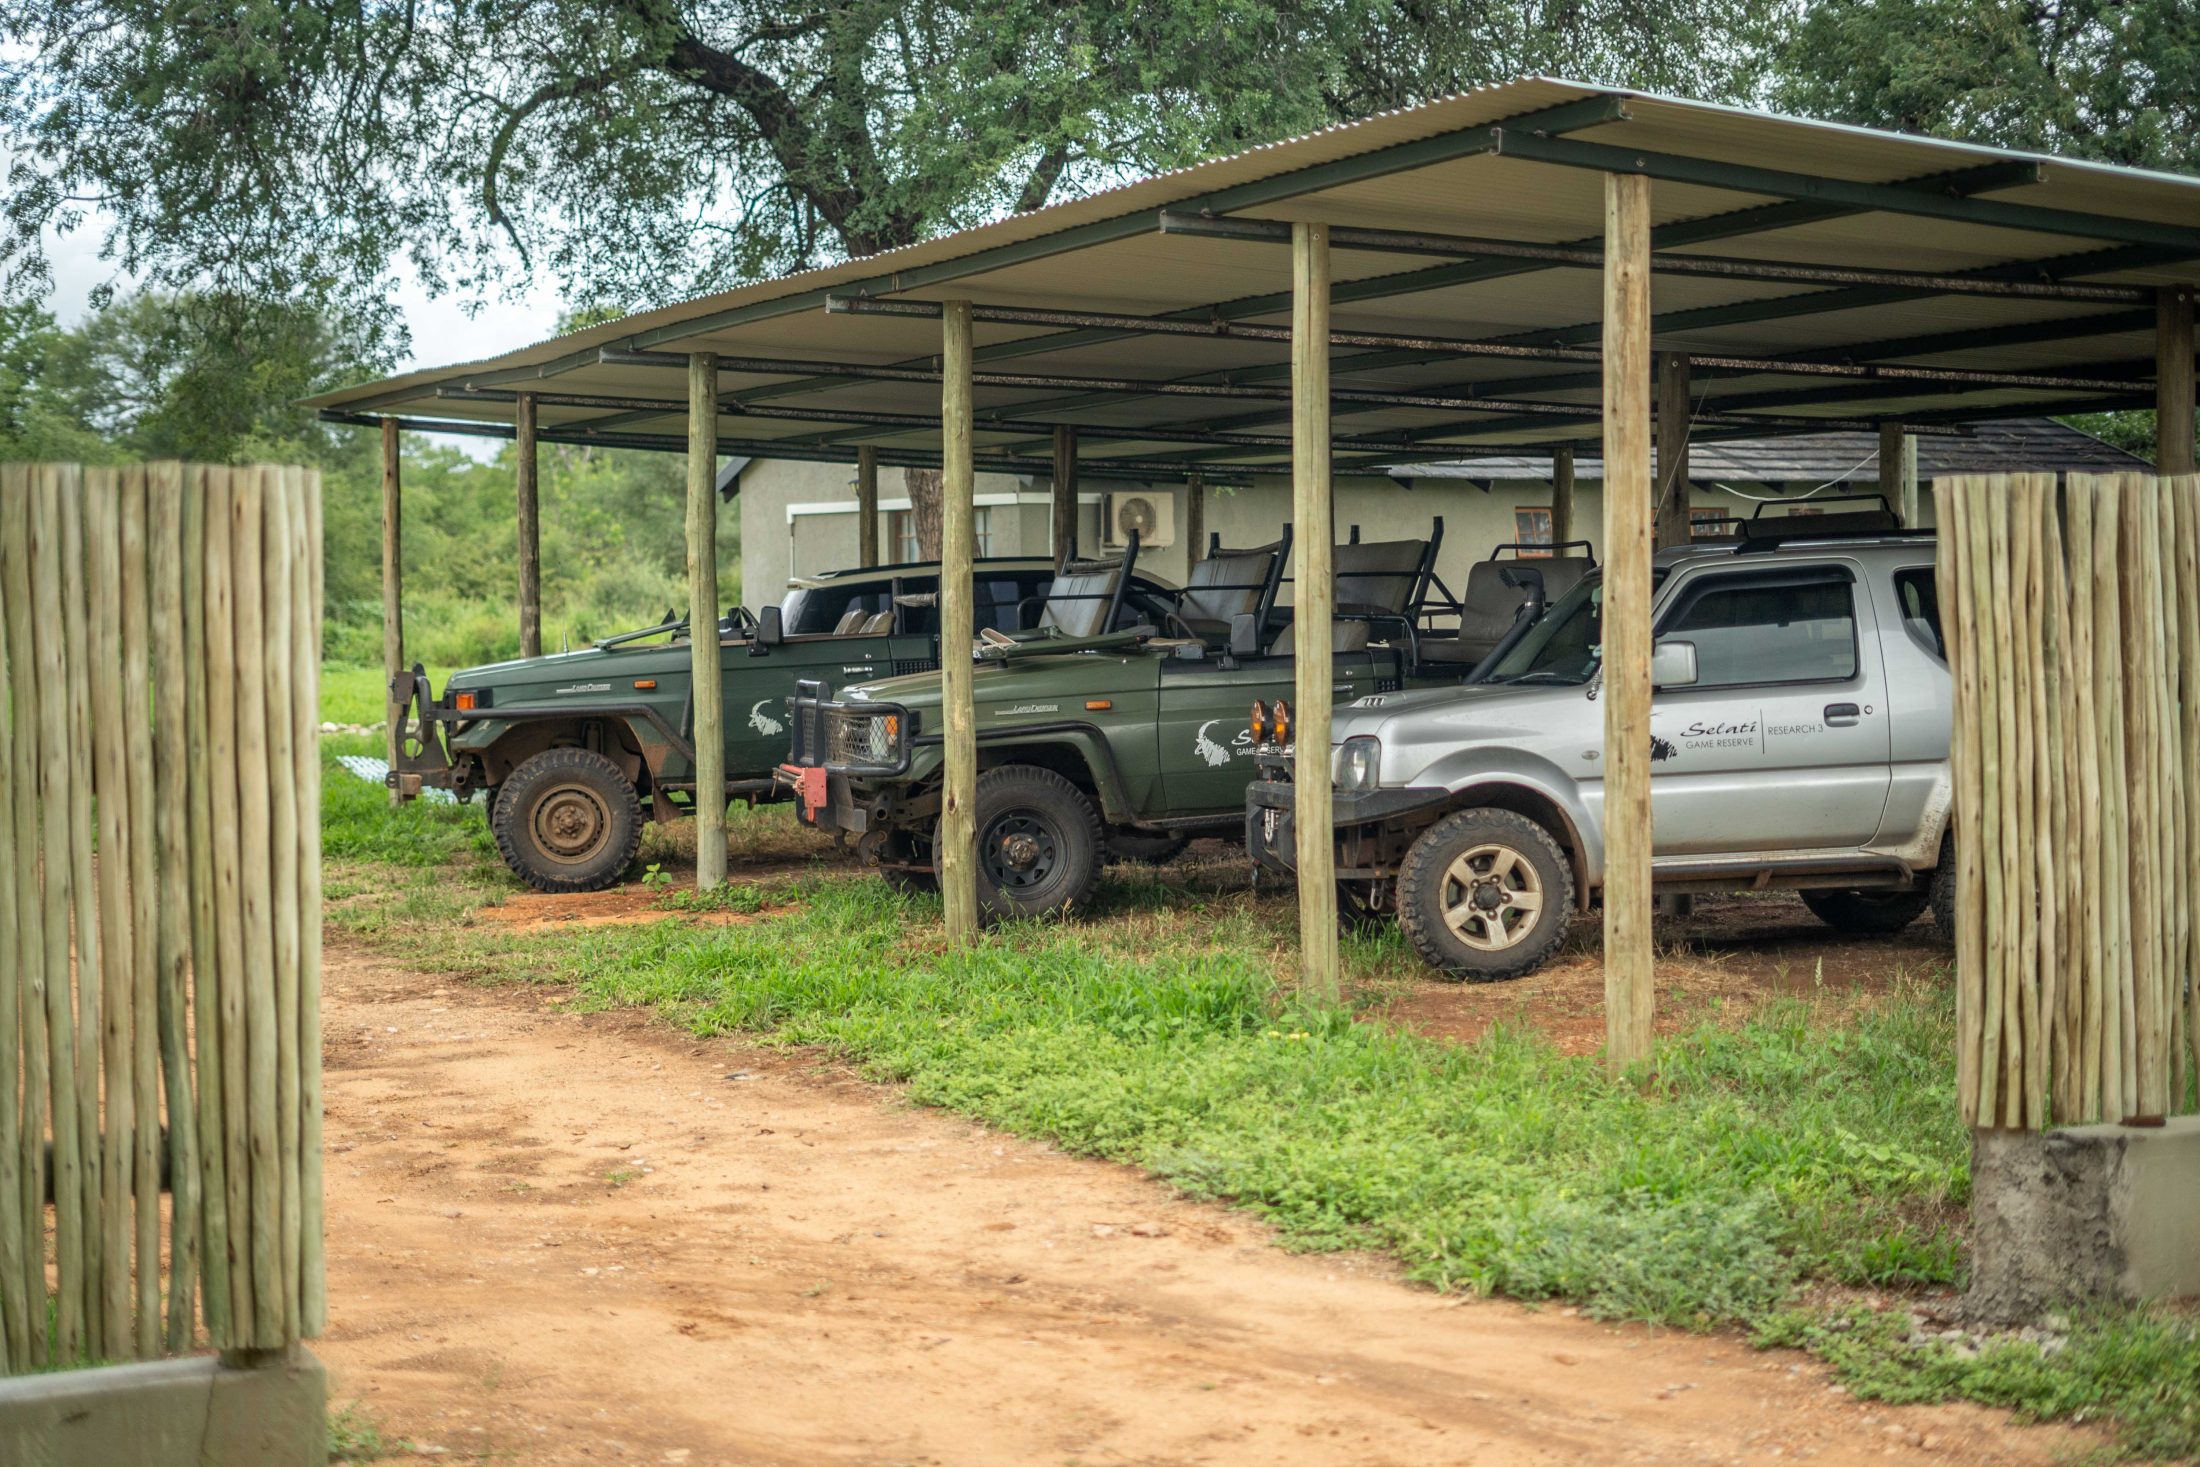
<box><xmin>1774</xmin><ymin>0</ymin><xmax>2200</xmax><ymax>174</ymax></box>
<box><xmin>2</xmin><ymin>0</ymin><xmax>1773</xmax><ymax>320</ymax></box>
<box><xmin>560</xmin><ymin>879</ymin><xmax>1965</xmax><ymax>1327</ymax></box>
<box><xmin>319</xmin><ymin>437</ymin><xmax>720</xmax><ymax>670</ymax></box>
<box><xmin>1758</xmin><ymin>1305</ymin><xmax>2200</xmax><ymax>1460</ymax></box>
<box><xmin>326</xmin><ymin>1400</ymin><xmax>408</xmax><ymax>1463</ymax></box>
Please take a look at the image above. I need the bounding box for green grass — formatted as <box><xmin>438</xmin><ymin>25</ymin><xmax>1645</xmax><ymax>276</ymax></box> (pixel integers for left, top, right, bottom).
<box><xmin>556</xmin><ymin>879</ymin><xmax>1964</xmax><ymax>1323</ymax></box>
<box><xmin>314</xmin><ymin>702</ymin><xmax>2200</xmax><ymax>1459</ymax></box>
<box><xmin>327</xmin><ymin>1401</ymin><xmax>407</xmax><ymax>1462</ymax></box>
<box><xmin>319</xmin><ymin>663</ymin><xmax>396</xmax><ymax>727</ymax></box>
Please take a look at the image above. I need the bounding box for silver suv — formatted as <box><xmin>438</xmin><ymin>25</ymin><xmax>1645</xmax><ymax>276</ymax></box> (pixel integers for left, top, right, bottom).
<box><xmin>1247</xmin><ymin>523</ymin><xmax>1955</xmax><ymax>980</ymax></box>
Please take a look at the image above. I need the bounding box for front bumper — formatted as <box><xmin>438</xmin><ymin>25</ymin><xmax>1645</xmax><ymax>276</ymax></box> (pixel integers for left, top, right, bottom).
<box><xmin>776</xmin><ymin>679</ymin><xmax>917</xmax><ymax>833</ymax></box>
<box><xmin>1246</xmin><ymin>775</ymin><xmax>1454</xmax><ymax>876</ymax></box>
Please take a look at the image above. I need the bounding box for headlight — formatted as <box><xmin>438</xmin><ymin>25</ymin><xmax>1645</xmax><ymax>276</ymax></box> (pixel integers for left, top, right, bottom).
<box><xmin>1335</xmin><ymin>736</ymin><xmax>1382</xmax><ymax>791</ymax></box>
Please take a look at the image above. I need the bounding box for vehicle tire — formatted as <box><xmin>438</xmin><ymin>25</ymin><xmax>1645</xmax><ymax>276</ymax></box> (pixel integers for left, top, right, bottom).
<box><xmin>877</xmin><ymin>830</ymin><xmax>940</xmax><ymax>896</ymax></box>
<box><xmin>1107</xmin><ymin>829</ymin><xmax>1188</xmax><ymax>866</ymax></box>
<box><xmin>1395</xmin><ymin>808</ymin><xmax>1573</xmax><ymax>982</ymax></box>
<box><xmin>1800</xmin><ymin>885</ymin><xmax>1931</xmax><ymax>935</ymax></box>
<box><xmin>1928</xmin><ymin>837</ymin><xmax>1957</xmax><ymax>945</ymax></box>
<box><xmin>973</xmin><ymin>765</ymin><xmax>1103</xmax><ymax>923</ymax></box>
<box><xmin>492</xmin><ymin>748</ymin><xmax>644</xmax><ymax>894</ymax></box>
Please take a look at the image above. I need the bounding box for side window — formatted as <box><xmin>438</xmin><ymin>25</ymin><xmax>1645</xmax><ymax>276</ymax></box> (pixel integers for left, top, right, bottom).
<box><xmin>1660</xmin><ymin>571</ymin><xmax>1858</xmax><ymax>689</ymax></box>
<box><xmin>1892</xmin><ymin>568</ymin><xmax>1943</xmax><ymax>661</ymax></box>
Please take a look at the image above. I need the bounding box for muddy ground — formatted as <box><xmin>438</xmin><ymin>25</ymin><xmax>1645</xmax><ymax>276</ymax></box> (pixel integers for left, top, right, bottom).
<box><xmin>315</xmin><ymin>928</ymin><xmax>2078</xmax><ymax>1466</ymax></box>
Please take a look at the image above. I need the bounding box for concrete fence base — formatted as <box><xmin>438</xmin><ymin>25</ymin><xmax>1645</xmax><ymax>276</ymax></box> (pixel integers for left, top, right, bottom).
<box><xmin>1969</xmin><ymin>1116</ymin><xmax>2200</xmax><ymax>1322</ymax></box>
<box><xmin>0</xmin><ymin>1347</ymin><xmax>325</xmax><ymax>1467</ymax></box>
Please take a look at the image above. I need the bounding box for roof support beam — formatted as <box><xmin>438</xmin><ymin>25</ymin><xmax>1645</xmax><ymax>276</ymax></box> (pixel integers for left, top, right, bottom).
<box><xmin>1291</xmin><ymin>220</ymin><xmax>1339</xmax><ymax>1002</ymax></box>
<box><xmin>316</xmin><ymin>410</ymin><xmax>1253</xmax><ymax>483</ymax></box>
<box><xmin>1487</xmin><ymin>131</ymin><xmax>2200</xmax><ymax>253</ymax></box>
<box><xmin>1153</xmin><ymin>211</ymin><xmax>2149</xmax><ymax>304</ymax></box>
<box><xmin>738</xmin><ymin>158</ymin><xmax>2052</xmax><ymax>420</ymax></box>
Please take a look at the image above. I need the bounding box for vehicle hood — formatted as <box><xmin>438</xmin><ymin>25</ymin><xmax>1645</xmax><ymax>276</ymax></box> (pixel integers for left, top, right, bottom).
<box><xmin>1332</xmin><ymin>679</ymin><xmax>1591</xmax><ymax>744</ymax></box>
<box><xmin>446</xmin><ymin>639</ymin><xmax>684</xmax><ymax>697</ymax></box>
<box><xmin>843</xmin><ymin>648</ymin><xmax>1166</xmax><ymax>715</ymax></box>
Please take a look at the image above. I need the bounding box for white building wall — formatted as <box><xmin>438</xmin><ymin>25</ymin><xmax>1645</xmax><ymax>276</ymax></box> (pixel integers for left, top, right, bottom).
<box><xmin>738</xmin><ymin>454</ymin><xmax>1829</xmax><ymax>611</ymax></box>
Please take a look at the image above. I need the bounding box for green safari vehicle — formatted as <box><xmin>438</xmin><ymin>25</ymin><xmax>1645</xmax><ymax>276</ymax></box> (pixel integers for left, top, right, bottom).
<box><xmin>386</xmin><ymin>556</ymin><xmax>1175</xmax><ymax>891</ymax></box>
<box><xmin>778</xmin><ymin>519</ymin><xmax>1557</xmax><ymax>922</ymax></box>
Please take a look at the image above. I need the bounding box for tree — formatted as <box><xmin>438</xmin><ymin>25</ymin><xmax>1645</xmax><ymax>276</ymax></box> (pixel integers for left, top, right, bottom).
<box><xmin>3</xmin><ymin>1</ymin><xmax>1771</xmax><ymax>543</ymax></box>
<box><xmin>1773</xmin><ymin>0</ymin><xmax>2200</xmax><ymax>174</ymax></box>
<box><xmin>1773</xmin><ymin>0</ymin><xmax>2200</xmax><ymax>464</ymax></box>
<box><xmin>1</xmin><ymin>1</ymin><xmax>1772</xmax><ymax>323</ymax></box>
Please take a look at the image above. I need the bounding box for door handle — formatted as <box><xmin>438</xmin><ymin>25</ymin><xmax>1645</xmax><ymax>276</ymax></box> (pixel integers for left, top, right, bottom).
<box><xmin>1824</xmin><ymin>702</ymin><xmax>1861</xmax><ymax>726</ymax></box>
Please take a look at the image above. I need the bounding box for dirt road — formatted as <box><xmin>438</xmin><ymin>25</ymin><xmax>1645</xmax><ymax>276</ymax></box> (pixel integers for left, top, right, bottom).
<box><xmin>317</xmin><ymin>941</ymin><xmax>2076</xmax><ymax>1466</ymax></box>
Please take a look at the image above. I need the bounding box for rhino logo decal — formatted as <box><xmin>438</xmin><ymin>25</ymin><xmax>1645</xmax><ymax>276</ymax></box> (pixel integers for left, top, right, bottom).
<box><xmin>1649</xmin><ymin>734</ymin><xmax>1676</xmax><ymax>762</ymax></box>
<box><xmin>749</xmin><ymin>699</ymin><xmax>785</xmax><ymax>737</ymax></box>
<box><xmin>1194</xmin><ymin>720</ymin><xmax>1233</xmax><ymax>768</ymax></box>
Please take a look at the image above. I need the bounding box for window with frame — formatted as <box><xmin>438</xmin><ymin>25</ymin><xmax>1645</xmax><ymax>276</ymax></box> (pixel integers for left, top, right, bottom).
<box><xmin>1689</xmin><ymin>507</ymin><xmax>1739</xmax><ymax>539</ymax></box>
<box><xmin>1512</xmin><ymin>506</ymin><xmax>1553</xmax><ymax>555</ymax></box>
<box><xmin>1659</xmin><ymin>570</ymin><xmax>1859</xmax><ymax>689</ymax></box>
<box><xmin>890</xmin><ymin>506</ymin><xmax>993</xmax><ymax>561</ymax></box>
<box><xmin>1892</xmin><ymin>568</ymin><xmax>1943</xmax><ymax>661</ymax></box>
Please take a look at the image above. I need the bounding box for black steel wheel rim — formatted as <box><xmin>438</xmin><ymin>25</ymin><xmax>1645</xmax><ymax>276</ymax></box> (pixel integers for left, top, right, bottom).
<box><xmin>981</xmin><ymin>809</ymin><xmax>1063</xmax><ymax>893</ymax></box>
<box><xmin>531</xmin><ymin>782</ymin><xmax>612</xmax><ymax>865</ymax></box>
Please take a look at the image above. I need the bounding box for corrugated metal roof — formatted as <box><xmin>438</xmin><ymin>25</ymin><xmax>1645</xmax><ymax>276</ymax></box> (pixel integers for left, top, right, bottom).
<box><xmin>1387</xmin><ymin>416</ymin><xmax>2150</xmax><ymax>483</ymax></box>
<box><xmin>312</xmin><ymin>76</ymin><xmax>2199</xmax><ymax>478</ymax></box>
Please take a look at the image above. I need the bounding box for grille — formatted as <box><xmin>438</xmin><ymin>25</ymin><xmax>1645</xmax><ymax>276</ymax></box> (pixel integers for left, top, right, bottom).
<box><xmin>891</xmin><ymin>658</ymin><xmax>937</xmax><ymax>678</ymax></box>
<box><xmin>826</xmin><ymin>707</ymin><xmax>905</xmax><ymax>769</ymax></box>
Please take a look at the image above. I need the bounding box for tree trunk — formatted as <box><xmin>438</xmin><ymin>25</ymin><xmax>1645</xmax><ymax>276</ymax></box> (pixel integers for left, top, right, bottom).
<box><xmin>905</xmin><ymin>468</ymin><xmax>944</xmax><ymax>560</ymax></box>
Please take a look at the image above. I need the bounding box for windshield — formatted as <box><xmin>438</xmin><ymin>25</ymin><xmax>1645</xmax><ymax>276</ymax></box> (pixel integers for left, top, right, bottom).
<box><xmin>1482</xmin><ymin>568</ymin><xmax>1669</xmax><ymax>686</ymax></box>
<box><xmin>1485</xmin><ymin>574</ymin><xmax>1604</xmax><ymax>684</ymax></box>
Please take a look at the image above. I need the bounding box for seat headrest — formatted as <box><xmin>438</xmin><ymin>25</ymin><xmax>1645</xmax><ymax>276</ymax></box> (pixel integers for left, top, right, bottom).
<box><xmin>860</xmin><ymin>610</ymin><xmax>895</xmax><ymax>634</ymax></box>
<box><xmin>832</xmin><ymin>606</ymin><xmax>871</xmax><ymax>634</ymax></box>
<box><xmin>1334</xmin><ymin>538</ymin><xmax>1428</xmax><ymax>616</ymax></box>
<box><xmin>1181</xmin><ymin>549</ymin><xmax>1276</xmax><ymax>625</ymax></box>
<box><xmin>1039</xmin><ymin>562</ymin><xmax>1126</xmax><ymax>638</ymax></box>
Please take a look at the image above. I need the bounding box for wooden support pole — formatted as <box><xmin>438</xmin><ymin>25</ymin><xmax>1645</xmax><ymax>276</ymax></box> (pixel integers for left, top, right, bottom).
<box><xmin>516</xmin><ymin>391</ymin><xmax>542</xmax><ymax>659</ymax></box>
<box><xmin>688</xmin><ymin>354</ymin><xmax>727</xmax><ymax>891</ymax></box>
<box><xmin>940</xmin><ymin>302</ymin><xmax>980</xmax><ymax>942</ymax></box>
<box><xmin>1183</xmin><ymin>473</ymin><xmax>1206</xmax><ymax>568</ymax></box>
<box><xmin>1602</xmin><ymin>173</ymin><xmax>1657</xmax><ymax>1071</ymax></box>
<box><xmin>1292</xmin><ymin>221</ymin><xmax>1340</xmax><ymax>1004</ymax></box>
<box><xmin>1051</xmin><ymin>425</ymin><xmax>1078</xmax><ymax>567</ymax></box>
<box><xmin>1654</xmin><ymin>351</ymin><xmax>1692</xmax><ymax>549</ymax></box>
<box><xmin>856</xmin><ymin>445</ymin><xmax>880</xmax><ymax>568</ymax></box>
<box><xmin>379</xmin><ymin>419</ymin><xmax>402</xmax><ymax>806</ymax></box>
<box><xmin>120</xmin><ymin>466</ymin><xmax>161</xmax><ymax>1354</ymax></box>
<box><xmin>183</xmin><ymin>465</ymin><xmax>233</xmax><ymax>1349</ymax></box>
<box><xmin>2160</xmin><ymin>286</ymin><xmax>2196</xmax><ymax>476</ymax></box>
<box><xmin>1880</xmin><ymin>422</ymin><xmax>1919</xmax><ymax>526</ymax></box>
<box><xmin>147</xmin><ymin>461</ymin><xmax>202</xmax><ymax>1351</ymax></box>
<box><xmin>1550</xmin><ymin>446</ymin><xmax>1576</xmax><ymax>548</ymax></box>
<box><xmin>59</xmin><ymin>466</ymin><xmax>104</xmax><ymax>1354</ymax></box>
<box><xmin>0</xmin><ymin>464</ymin><xmax>35</xmax><ymax>1370</ymax></box>
<box><xmin>31</xmin><ymin>466</ymin><xmax>85</xmax><ymax>1360</ymax></box>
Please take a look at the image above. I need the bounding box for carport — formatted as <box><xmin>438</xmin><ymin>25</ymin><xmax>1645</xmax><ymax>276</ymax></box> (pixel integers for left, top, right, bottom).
<box><xmin>312</xmin><ymin>76</ymin><xmax>2200</xmax><ymax>1068</ymax></box>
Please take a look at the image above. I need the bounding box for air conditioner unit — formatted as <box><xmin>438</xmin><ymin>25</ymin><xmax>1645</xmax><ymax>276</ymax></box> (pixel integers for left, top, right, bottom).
<box><xmin>1102</xmin><ymin>490</ymin><xmax>1175</xmax><ymax>550</ymax></box>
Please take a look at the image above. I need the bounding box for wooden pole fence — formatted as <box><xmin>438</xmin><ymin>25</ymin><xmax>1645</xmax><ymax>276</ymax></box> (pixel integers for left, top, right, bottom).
<box><xmin>1940</xmin><ymin>471</ymin><xmax>2199</xmax><ymax>1129</ymax></box>
<box><xmin>0</xmin><ymin>461</ymin><xmax>325</xmax><ymax>1371</ymax></box>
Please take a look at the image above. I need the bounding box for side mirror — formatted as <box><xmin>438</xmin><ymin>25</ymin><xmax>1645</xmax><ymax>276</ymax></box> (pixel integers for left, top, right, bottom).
<box><xmin>1651</xmin><ymin>639</ymin><xmax>1698</xmax><ymax>689</ymax></box>
<box><xmin>753</xmin><ymin>604</ymin><xmax>784</xmax><ymax>652</ymax></box>
<box><xmin>1228</xmin><ymin>612</ymin><xmax>1262</xmax><ymax>657</ymax></box>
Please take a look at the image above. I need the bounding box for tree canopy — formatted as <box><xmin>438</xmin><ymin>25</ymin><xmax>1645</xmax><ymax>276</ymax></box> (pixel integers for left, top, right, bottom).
<box><xmin>1</xmin><ymin>0</ymin><xmax>1771</xmax><ymax>336</ymax></box>
<box><xmin>1773</xmin><ymin>0</ymin><xmax>2200</xmax><ymax>174</ymax></box>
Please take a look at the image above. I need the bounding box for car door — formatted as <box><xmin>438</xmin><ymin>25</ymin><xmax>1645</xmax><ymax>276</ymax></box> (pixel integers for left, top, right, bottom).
<box><xmin>1157</xmin><ymin>646</ymin><xmax>1383</xmax><ymax>814</ymax></box>
<box><xmin>1645</xmin><ymin>560</ymin><xmax>1892</xmax><ymax>856</ymax></box>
